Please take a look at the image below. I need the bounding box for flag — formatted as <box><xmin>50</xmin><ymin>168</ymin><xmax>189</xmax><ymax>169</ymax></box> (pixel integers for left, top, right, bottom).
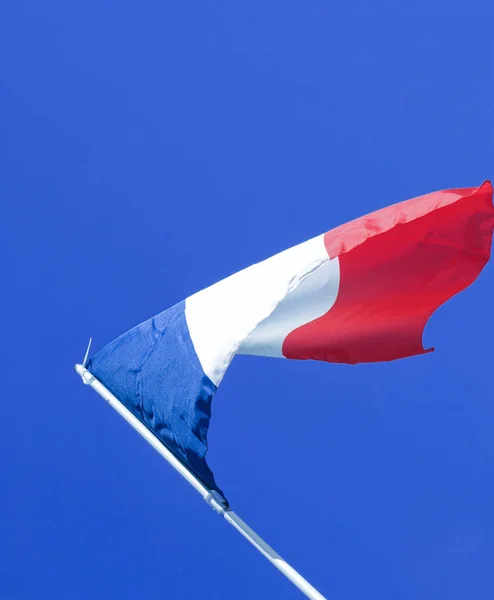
<box><xmin>87</xmin><ymin>181</ymin><xmax>494</xmax><ymax>494</ymax></box>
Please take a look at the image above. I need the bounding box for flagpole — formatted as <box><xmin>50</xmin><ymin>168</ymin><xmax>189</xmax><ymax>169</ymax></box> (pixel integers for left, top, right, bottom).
<box><xmin>74</xmin><ymin>364</ymin><xmax>326</xmax><ymax>600</ymax></box>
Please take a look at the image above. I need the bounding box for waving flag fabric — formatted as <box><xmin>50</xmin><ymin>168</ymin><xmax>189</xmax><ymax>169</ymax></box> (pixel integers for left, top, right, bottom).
<box><xmin>88</xmin><ymin>182</ymin><xmax>494</xmax><ymax>494</ymax></box>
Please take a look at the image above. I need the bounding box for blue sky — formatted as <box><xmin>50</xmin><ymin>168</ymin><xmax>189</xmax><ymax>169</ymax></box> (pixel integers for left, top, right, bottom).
<box><xmin>1</xmin><ymin>3</ymin><xmax>494</xmax><ymax>599</ymax></box>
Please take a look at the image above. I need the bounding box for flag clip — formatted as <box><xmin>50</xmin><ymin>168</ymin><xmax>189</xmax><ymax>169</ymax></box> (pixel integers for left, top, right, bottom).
<box><xmin>204</xmin><ymin>490</ymin><xmax>229</xmax><ymax>515</ymax></box>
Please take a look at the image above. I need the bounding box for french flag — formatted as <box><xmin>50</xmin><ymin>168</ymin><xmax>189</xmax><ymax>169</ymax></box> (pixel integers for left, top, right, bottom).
<box><xmin>88</xmin><ymin>182</ymin><xmax>494</xmax><ymax>494</ymax></box>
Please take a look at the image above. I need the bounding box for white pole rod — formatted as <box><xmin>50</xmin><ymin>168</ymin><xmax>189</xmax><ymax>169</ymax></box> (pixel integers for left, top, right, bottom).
<box><xmin>75</xmin><ymin>364</ymin><xmax>326</xmax><ymax>600</ymax></box>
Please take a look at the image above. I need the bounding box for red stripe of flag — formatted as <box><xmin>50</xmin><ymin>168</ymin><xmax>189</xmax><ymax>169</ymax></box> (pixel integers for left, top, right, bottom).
<box><xmin>283</xmin><ymin>182</ymin><xmax>494</xmax><ymax>364</ymax></box>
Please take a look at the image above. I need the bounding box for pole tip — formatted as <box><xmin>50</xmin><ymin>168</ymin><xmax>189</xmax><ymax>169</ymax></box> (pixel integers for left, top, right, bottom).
<box><xmin>74</xmin><ymin>364</ymin><xmax>94</xmax><ymax>385</ymax></box>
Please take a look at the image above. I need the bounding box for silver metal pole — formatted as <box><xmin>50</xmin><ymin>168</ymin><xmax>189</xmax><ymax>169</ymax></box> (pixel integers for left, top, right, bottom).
<box><xmin>74</xmin><ymin>364</ymin><xmax>326</xmax><ymax>600</ymax></box>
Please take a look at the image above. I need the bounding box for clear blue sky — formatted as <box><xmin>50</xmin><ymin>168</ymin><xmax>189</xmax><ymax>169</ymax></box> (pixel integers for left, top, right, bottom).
<box><xmin>1</xmin><ymin>3</ymin><xmax>494</xmax><ymax>599</ymax></box>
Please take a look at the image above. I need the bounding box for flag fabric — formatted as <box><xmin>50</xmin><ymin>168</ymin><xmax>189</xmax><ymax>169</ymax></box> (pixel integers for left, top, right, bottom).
<box><xmin>87</xmin><ymin>181</ymin><xmax>494</xmax><ymax>494</ymax></box>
